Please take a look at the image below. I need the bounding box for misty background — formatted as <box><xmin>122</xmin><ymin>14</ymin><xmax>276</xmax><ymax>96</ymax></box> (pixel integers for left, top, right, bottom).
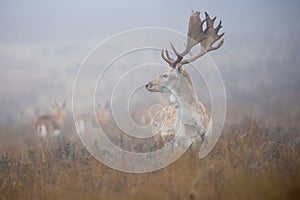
<box><xmin>0</xmin><ymin>0</ymin><xmax>300</xmax><ymax>126</ymax></box>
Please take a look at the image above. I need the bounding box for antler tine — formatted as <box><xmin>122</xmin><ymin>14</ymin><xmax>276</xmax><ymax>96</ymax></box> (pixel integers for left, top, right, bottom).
<box><xmin>184</xmin><ymin>43</ymin><xmax>194</xmax><ymax>56</ymax></box>
<box><xmin>54</xmin><ymin>100</ymin><xmax>59</xmax><ymax>107</ymax></box>
<box><xmin>165</xmin><ymin>48</ymin><xmax>173</xmax><ymax>61</ymax></box>
<box><xmin>180</xmin><ymin>12</ymin><xmax>225</xmax><ymax>65</ymax></box>
<box><xmin>161</xmin><ymin>11</ymin><xmax>224</xmax><ymax>66</ymax></box>
<box><xmin>180</xmin><ymin>51</ymin><xmax>206</xmax><ymax>65</ymax></box>
<box><xmin>215</xmin><ymin>20</ymin><xmax>223</xmax><ymax>32</ymax></box>
<box><xmin>181</xmin><ymin>37</ymin><xmax>224</xmax><ymax>65</ymax></box>
<box><xmin>161</xmin><ymin>49</ymin><xmax>173</xmax><ymax>65</ymax></box>
<box><xmin>183</xmin><ymin>11</ymin><xmax>206</xmax><ymax>56</ymax></box>
<box><xmin>177</xmin><ymin>16</ymin><xmax>208</xmax><ymax>61</ymax></box>
<box><xmin>169</xmin><ymin>42</ymin><xmax>182</xmax><ymax>57</ymax></box>
<box><xmin>161</xmin><ymin>11</ymin><xmax>206</xmax><ymax>67</ymax></box>
<box><xmin>169</xmin><ymin>42</ymin><xmax>183</xmax><ymax>67</ymax></box>
<box><xmin>210</xmin><ymin>38</ymin><xmax>224</xmax><ymax>51</ymax></box>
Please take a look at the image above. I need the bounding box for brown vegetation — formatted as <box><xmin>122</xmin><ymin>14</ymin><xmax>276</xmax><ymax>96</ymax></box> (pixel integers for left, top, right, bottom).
<box><xmin>0</xmin><ymin>117</ymin><xmax>299</xmax><ymax>200</ymax></box>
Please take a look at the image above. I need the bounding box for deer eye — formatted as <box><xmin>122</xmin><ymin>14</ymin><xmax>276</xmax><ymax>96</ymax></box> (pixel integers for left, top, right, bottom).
<box><xmin>162</xmin><ymin>73</ymin><xmax>168</xmax><ymax>78</ymax></box>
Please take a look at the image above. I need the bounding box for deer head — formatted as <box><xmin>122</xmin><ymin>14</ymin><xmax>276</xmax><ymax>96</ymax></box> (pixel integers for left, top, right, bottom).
<box><xmin>51</xmin><ymin>99</ymin><xmax>67</xmax><ymax>120</ymax></box>
<box><xmin>146</xmin><ymin>11</ymin><xmax>224</xmax><ymax>94</ymax></box>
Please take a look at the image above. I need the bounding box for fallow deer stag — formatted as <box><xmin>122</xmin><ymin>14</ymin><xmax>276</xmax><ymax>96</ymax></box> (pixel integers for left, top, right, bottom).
<box><xmin>146</xmin><ymin>11</ymin><xmax>224</xmax><ymax>149</ymax></box>
<box><xmin>34</xmin><ymin>100</ymin><xmax>66</xmax><ymax>138</ymax></box>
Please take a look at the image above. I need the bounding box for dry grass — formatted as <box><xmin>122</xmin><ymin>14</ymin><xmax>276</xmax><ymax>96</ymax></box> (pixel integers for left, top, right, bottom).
<box><xmin>0</xmin><ymin>117</ymin><xmax>299</xmax><ymax>200</ymax></box>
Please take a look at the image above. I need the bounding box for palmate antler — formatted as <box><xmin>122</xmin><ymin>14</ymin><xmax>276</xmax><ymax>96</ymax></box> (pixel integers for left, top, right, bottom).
<box><xmin>161</xmin><ymin>11</ymin><xmax>224</xmax><ymax>68</ymax></box>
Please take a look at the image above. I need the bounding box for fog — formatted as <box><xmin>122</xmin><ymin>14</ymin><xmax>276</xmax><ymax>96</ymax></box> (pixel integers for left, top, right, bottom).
<box><xmin>0</xmin><ymin>0</ymin><xmax>300</xmax><ymax>125</ymax></box>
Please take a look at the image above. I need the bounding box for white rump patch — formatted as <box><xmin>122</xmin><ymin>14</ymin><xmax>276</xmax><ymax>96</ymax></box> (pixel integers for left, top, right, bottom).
<box><xmin>78</xmin><ymin>120</ymin><xmax>86</xmax><ymax>132</ymax></box>
<box><xmin>53</xmin><ymin>129</ymin><xmax>61</xmax><ymax>136</ymax></box>
<box><xmin>39</xmin><ymin>125</ymin><xmax>47</xmax><ymax>138</ymax></box>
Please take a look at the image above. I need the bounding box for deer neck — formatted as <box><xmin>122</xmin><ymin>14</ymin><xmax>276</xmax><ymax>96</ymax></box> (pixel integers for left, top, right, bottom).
<box><xmin>170</xmin><ymin>72</ymin><xmax>207</xmax><ymax>129</ymax></box>
<box><xmin>171</xmin><ymin>72</ymin><xmax>199</xmax><ymax>111</ymax></box>
<box><xmin>55</xmin><ymin>111</ymin><xmax>65</xmax><ymax>123</ymax></box>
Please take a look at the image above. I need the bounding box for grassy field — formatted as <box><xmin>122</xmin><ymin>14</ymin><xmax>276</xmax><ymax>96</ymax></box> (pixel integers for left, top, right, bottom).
<box><xmin>0</xmin><ymin>117</ymin><xmax>299</xmax><ymax>200</ymax></box>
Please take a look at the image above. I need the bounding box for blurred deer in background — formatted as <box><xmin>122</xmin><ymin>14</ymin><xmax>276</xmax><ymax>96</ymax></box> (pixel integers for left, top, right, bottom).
<box><xmin>34</xmin><ymin>100</ymin><xmax>67</xmax><ymax>139</ymax></box>
<box><xmin>132</xmin><ymin>94</ymin><xmax>169</xmax><ymax>126</ymax></box>
<box><xmin>76</xmin><ymin>103</ymin><xmax>110</xmax><ymax>132</ymax></box>
<box><xmin>132</xmin><ymin>106</ymin><xmax>151</xmax><ymax>126</ymax></box>
<box><xmin>146</xmin><ymin>11</ymin><xmax>224</xmax><ymax>149</ymax></box>
<box><xmin>97</xmin><ymin>103</ymin><xmax>110</xmax><ymax>125</ymax></box>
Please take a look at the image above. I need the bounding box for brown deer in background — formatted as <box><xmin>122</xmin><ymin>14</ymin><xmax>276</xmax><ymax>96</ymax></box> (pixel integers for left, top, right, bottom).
<box><xmin>34</xmin><ymin>100</ymin><xmax>67</xmax><ymax>139</ymax></box>
<box><xmin>76</xmin><ymin>103</ymin><xmax>110</xmax><ymax>132</ymax></box>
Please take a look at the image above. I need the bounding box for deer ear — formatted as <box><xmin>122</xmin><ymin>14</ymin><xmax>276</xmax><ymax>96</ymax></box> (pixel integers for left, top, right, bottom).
<box><xmin>51</xmin><ymin>103</ymin><xmax>56</xmax><ymax>109</ymax></box>
<box><xmin>104</xmin><ymin>100</ymin><xmax>109</xmax><ymax>109</ymax></box>
<box><xmin>50</xmin><ymin>100</ymin><xmax>57</xmax><ymax>109</ymax></box>
<box><xmin>62</xmin><ymin>99</ymin><xmax>67</xmax><ymax>109</ymax></box>
<box><xmin>96</xmin><ymin>102</ymin><xmax>101</xmax><ymax>110</ymax></box>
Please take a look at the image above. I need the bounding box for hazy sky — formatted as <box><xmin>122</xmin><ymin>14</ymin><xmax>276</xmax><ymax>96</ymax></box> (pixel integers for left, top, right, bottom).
<box><xmin>0</xmin><ymin>0</ymin><xmax>300</xmax><ymax>122</ymax></box>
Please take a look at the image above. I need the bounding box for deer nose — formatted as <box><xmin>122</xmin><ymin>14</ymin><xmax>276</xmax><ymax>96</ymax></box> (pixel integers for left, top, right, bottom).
<box><xmin>145</xmin><ymin>83</ymin><xmax>150</xmax><ymax>89</ymax></box>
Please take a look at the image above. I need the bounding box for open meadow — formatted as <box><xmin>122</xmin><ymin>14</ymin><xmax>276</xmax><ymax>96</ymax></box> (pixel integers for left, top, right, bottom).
<box><xmin>0</xmin><ymin>116</ymin><xmax>299</xmax><ymax>200</ymax></box>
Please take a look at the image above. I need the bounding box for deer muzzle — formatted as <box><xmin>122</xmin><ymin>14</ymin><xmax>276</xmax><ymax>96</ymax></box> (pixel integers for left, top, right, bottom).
<box><xmin>145</xmin><ymin>82</ymin><xmax>156</xmax><ymax>92</ymax></box>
